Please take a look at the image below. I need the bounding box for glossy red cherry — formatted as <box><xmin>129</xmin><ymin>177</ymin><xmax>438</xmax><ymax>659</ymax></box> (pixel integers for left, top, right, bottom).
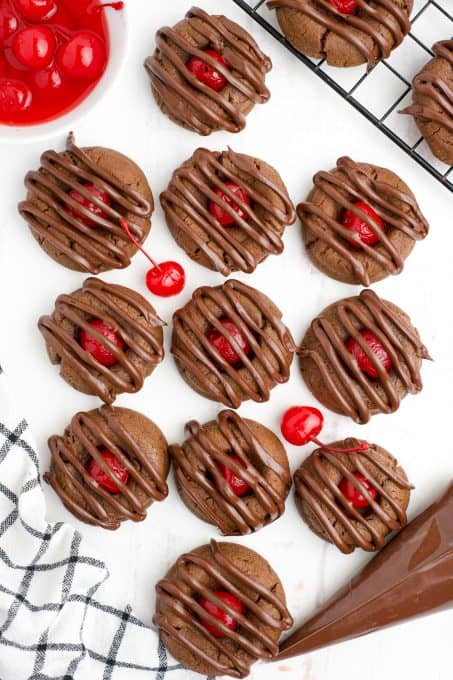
<box><xmin>345</xmin><ymin>329</ymin><xmax>392</xmax><ymax>379</ymax></box>
<box><xmin>339</xmin><ymin>471</ymin><xmax>378</xmax><ymax>509</ymax></box>
<box><xmin>218</xmin><ymin>455</ymin><xmax>250</xmax><ymax>497</ymax></box>
<box><xmin>66</xmin><ymin>183</ymin><xmax>111</xmax><ymax>227</ymax></box>
<box><xmin>15</xmin><ymin>0</ymin><xmax>58</xmax><ymax>22</ymax></box>
<box><xmin>330</xmin><ymin>0</ymin><xmax>358</xmax><ymax>14</ymax></box>
<box><xmin>209</xmin><ymin>182</ymin><xmax>251</xmax><ymax>227</ymax></box>
<box><xmin>0</xmin><ymin>78</ymin><xmax>32</xmax><ymax>113</ymax></box>
<box><xmin>32</xmin><ymin>66</ymin><xmax>64</xmax><ymax>96</ymax></box>
<box><xmin>79</xmin><ymin>319</ymin><xmax>125</xmax><ymax>367</ymax></box>
<box><xmin>342</xmin><ymin>201</ymin><xmax>384</xmax><ymax>248</ymax></box>
<box><xmin>206</xmin><ymin>319</ymin><xmax>251</xmax><ymax>366</ymax></box>
<box><xmin>199</xmin><ymin>591</ymin><xmax>244</xmax><ymax>638</ymax></box>
<box><xmin>13</xmin><ymin>26</ymin><xmax>56</xmax><ymax>70</ymax></box>
<box><xmin>119</xmin><ymin>219</ymin><xmax>186</xmax><ymax>297</ymax></box>
<box><xmin>87</xmin><ymin>448</ymin><xmax>128</xmax><ymax>494</ymax></box>
<box><xmin>281</xmin><ymin>406</ymin><xmax>368</xmax><ymax>453</ymax></box>
<box><xmin>187</xmin><ymin>49</ymin><xmax>228</xmax><ymax>92</ymax></box>
<box><xmin>0</xmin><ymin>6</ymin><xmax>18</xmax><ymax>46</ymax></box>
<box><xmin>58</xmin><ymin>31</ymin><xmax>106</xmax><ymax>80</ymax></box>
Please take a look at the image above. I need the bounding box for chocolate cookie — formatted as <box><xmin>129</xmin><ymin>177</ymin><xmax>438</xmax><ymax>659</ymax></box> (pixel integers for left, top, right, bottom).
<box><xmin>268</xmin><ymin>0</ymin><xmax>413</xmax><ymax>68</ymax></box>
<box><xmin>401</xmin><ymin>40</ymin><xmax>453</xmax><ymax>166</ymax></box>
<box><xmin>299</xmin><ymin>289</ymin><xmax>429</xmax><ymax>423</ymax></box>
<box><xmin>170</xmin><ymin>410</ymin><xmax>291</xmax><ymax>535</ymax></box>
<box><xmin>171</xmin><ymin>279</ymin><xmax>295</xmax><ymax>408</ymax></box>
<box><xmin>294</xmin><ymin>439</ymin><xmax>412</xmax><ymax>553</ymax></box>
<box><xmin>18</xmin><ymin>133</ymin><xmax>154</xmax><ymax>274</ymax></box>
<box><xmin>38</xmin><ymin>277</ymin><xmax>165</xmax><ymax>404</ymax></box>
<box><xmin>299</xmin><ymin>156</ymin><xmax>429</xmax><ymax>286</ymax></box>
<box><xmin>45</xmin><ymin>406</ymin><xmax>169</xmax><ymax>530</ymax></box>
<box><xmin>154</xmin><ymin>539</ymin><xmax>292</xmax><ymax>677</ymax></box>
<box><xmin>161</xmin><ymin>148</ymin><xmax>296</xmax><ymax>276</ymax></box>
<box><xmin>144</xmin><ymin>7</ymin><xmax>271</xmax><ymax>135</ymax></box>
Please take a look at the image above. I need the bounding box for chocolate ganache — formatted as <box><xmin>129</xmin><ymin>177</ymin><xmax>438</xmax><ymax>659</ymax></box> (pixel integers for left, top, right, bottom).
<box><xmin>19</xmin><ymin>133</ymin><xmax>153</xmax><ymax>274</ymax></box>
<box><xmin>294</xmin><ymin>439</ymin><xmax>413</xmax><ymax>553</ymax></box>
<box><xmin>278</xmin><ymin>481</ymin><xmax>453</xmax><ymax>659</ymax></box>
<box><xmin>300</xmin><ymin>289</ymin><xmax>429</xmax><ymax>423</ymax></box>
<box><xmin>171</xmin><ymin>279</ymin><xmax>296</xmax><ymax>408</ymax></box>
<box><xmin>46</xmin><ymin>406</ymin><xmax>169</xmax><ymax>530</ymax></box>
<box><xmin>39</xmin><ymin>277</ymin><xmax>165</xmax><ymax>404</ymax></box>
<box><xmin>268</xmin><ymin>0</ymin><xmax>412</xmax><ymax>69</ymax></box>
<box><xmin>299</xmin><ymin>157</ymin><xmax>429</xmax><ymax>287</ymax></box>
<box><xmin>145</xmin><ymin>7</ymin><xmax>271</xmax><ymax>135</ymax></box>
<box><xmin>154</xmin><ymin>540</ymin><xmax>293</xmax><ymax>678</ymax></box>
<box><xmin>161</xmin><ymin>148</ymin><xmax>296</xmax><ymax>276</ymax></box>
<box><xmin>170</xmin><ymin>410</ymin><xmax>291</xmax><ymax>535</ymax></box>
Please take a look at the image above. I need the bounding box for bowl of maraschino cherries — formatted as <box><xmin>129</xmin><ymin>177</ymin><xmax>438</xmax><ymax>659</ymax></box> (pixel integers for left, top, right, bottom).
<box><xmin>0</xmin><ymin>0</ymin><xmax>126</xmax><ymax>142</ymax></box>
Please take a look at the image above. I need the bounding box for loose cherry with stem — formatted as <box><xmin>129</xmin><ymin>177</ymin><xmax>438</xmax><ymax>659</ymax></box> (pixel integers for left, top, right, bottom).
<box><xmin>119</xmin><ymin>218</ymin><xmax>185</xmax><ymax>298</ymax></box>
<box><xmin>280</xmin><ymin>406</ymin><xmax>368</xmax><ymax>453</ymax></box>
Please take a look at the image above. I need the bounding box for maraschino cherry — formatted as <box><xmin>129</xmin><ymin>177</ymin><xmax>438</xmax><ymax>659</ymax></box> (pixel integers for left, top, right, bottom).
<box><xmin>0</xmin><ymin>5</ymin><xmax>18</xmax><ymax>46</ymax></box>
<box><xmin>87</xmin><ymin>448</ymin><xmax>128</xmax><ymax>494</ymax></box>
<box><xmin>66</xmin><ymin>183</ymin><xmax>111</xmax><ymax>227</ymax></box>
<box><xmin>342</xmin><ymin>201</ymin><xmax>384</xmax><ymax>248</ymax></box>
<box><xmin>339</xmin><ymin>471</ymin><xmax>378</xmax><ymax>509</ymax></box>
<box><xmin>206</xmin><ymin>318</ymin><xmax>251</xmax><ymax>366</ymax></box>
<box><xmin>120</xmin><ymin>218</ymin><xmax>185</xmax><ymax>297</ymax></box>
<box><xmin>13</xmin><ymin>26</ymin><xmax>56</xmax><ymax>70</ymax></box>
<box><xmin>32</xmin><ymin>66</ymin><xmax>64</xmax><ymax>96</ymax></box>
<box><xmin>345</xmin><ymin>329</ymin><xmax>392</xmax><ymax>379</ymax></box>
<box><xmin>15</xmin><ymin>0</ymin><xmax>58</xmax><ymax>22</ymax></box>
<box><xmin>187</xmin><ymin>49</ymin><xmax>228</xmax><ymax>92</ymax></box>
<box><xmin>199</xmin><ymin>591</ymin><xmax>244</xmax><ymax>638</ymax></box>
<box><xmin>281</xmin><ymin>406</ymin><xmax>368</xmax><ymax>453</ymax></box>
<box><xmin>0</xmin><ymin>78</ymin><xmax>32</xmax><ymax>113</ymax></box>
<box><xmin>218</xmin><ymin>455</ymin><xmax>250</xmax><ymax>497</ymax></box>
<box><xmin>209</xmin><ymin>182</ymin><xmax>251</xmax><ymax>227</ymax></box>
<box><xmin>330</xmin><ymin>0</ymin><xmax>358</xmax><ymax>14</ymax></box>
<box><xmin>57</xmin><ymin>31</ymin><xmax>106</xmax><ymax>80</ymax></box>
<box><xmin>79</xmin><ymin>318</ymin><xmax>125</xmax><ymax>367</ymax></box>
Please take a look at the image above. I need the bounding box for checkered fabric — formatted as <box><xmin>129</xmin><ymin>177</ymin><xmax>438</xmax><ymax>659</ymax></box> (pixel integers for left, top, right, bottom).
<box><xmin>0</xmin><ymin>366</ymin><xmax>209</xmax><ymax>680</ymax></box>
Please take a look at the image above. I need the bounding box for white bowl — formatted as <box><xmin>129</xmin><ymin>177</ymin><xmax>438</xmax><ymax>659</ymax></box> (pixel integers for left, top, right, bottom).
<box><xmin>0</xmin><ymin>4</ymin><xmax>128</xmax><ymax>144</ymax></box>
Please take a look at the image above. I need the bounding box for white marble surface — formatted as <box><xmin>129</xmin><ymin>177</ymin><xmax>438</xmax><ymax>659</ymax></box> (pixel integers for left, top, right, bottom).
<box><xmin>1</xmin><ymin>1</ymin><xmax>452</xmax><ymax>678</ymax></box>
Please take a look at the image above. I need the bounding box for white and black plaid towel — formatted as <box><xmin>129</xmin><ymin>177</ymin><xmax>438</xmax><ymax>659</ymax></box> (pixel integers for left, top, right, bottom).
<box><xmin>0</xmin><ymin>365</ymin><xmax>209</xmax><ymax>680</ymax></box>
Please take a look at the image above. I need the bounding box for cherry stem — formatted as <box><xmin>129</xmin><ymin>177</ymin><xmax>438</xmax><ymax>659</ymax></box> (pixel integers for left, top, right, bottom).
<box><xmin>90</xmin><ymin>1</ymin><xmax>124</xmax><ymax>13</ymax></box>
<box><xmin>311</xmin><ymin>437</ymin><xmax>369</xmax><ymax>454</ymax></box>
<box><xmin>119</xmin><ymin>218</ymin><xmax>161</xmax><ymax>271</ymax></box>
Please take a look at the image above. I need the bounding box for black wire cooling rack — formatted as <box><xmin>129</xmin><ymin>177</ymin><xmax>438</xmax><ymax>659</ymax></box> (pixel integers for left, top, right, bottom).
<box><xmin>232</xmin><ymin>0</ymin><xmax>453</xmax><ymax>194</ymax></box>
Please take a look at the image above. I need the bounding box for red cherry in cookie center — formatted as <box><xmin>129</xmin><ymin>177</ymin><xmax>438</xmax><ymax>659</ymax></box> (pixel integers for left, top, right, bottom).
<box><xmin>66</xmin><ymin>182</ymin><xmax>111</xmax><ymax>227</ymax></box>
<box><xmin>79</xmin><ymin>318</ymin><xmax>125</xmax><ymax>367</ymax></box>
<box><xmin>187</xmin><ymin>49</ymin><xmax>228</xmax><ymax>92</ymax></box>
<box><xmin>217</xmin><ymin>455</ymin><xmax>250</xmax><ymax>497</ymax></box>
<box><xmin>87</xmin><ymin>447</ymin><xmax>128</xmax><ymax>494</ymax></box>
<box><xmin>206</xmin><ymin>318</ymin><xmax>252</xmax><ymax>366</ymax></box>
<box><xmin>330</xmin><ymin>0</ymin><xmax>358</xmax><ymax>15</ymax></box>
<box><xmin>339</xmin><ymin>471</ymin><xmax>378</xmax><ymax>509</ymax></box>
<box><xmin>342</xmin><ymin>201</ymin><xmax>384</xmax><ymax>248</ymax></box>
<box><xmin>199</xmin><ymin>590</ymin><xmax>244</xmax><ymax>638</ymax></box>
<box><xmin>345</xmin><ymin>329</ymin><xmax>392</xmax><ymax>379</ymax></box>
<box><xmin>209</xmin><ymin>182</ymin><xmax>251</xmax><ymax>227</ymax></box>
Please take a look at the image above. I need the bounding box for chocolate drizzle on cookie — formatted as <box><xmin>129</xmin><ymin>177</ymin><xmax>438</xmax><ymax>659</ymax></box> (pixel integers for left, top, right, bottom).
<box><xmin>38</xmin><ymin>277</ymin><xmax>165</xmax><ymax>404</ymax></box>
<box><xmin>45</xmin><ymin>406</ymin><xmax>169</xmax><ymax>530</ymax></box>
<box><xmin>300</xmin><ymin>289</ymin><xmax>429</xmax><ymax>424</ymax></box>
<box><xmin>161</xmin><ymin>148</ymin><xmax>296</xmax><ymax>276</ymax></box>
<box><xmin>154</xmin><ymin>540</ymin><xmax>293</xmax><ymax>678</ymax></box>
<box><xmin>268</xmin><ymin>0</ymin><xmax>411</xmax><ymax>68</ymax></box>
<box><xmin>299</xmin><ymin>156</ymin><xmax>429</xmax><ymax>286</ymax></box>
<box><xmin>294</xmin><ymin>440</ymin><xmax>413</xmax><ymax>553</ymax></box>
<box><xmin>170</xmin><ymin>410</ymin><xmax>289</xmax><ymax>535</ymax></box>
<box><xmin>145</xmin><ymin>7</ymin><xmax>271</xmax><ymax>135</ymax></box>
<box><xmin>19</xmin><ymin>133</ymin><xmax>153</xmax><ymax>274</ymax></box>
<box><xmin>172</xmin><ymin>279</ymin><xmax>295</xmax><ymax>408</ymax></box>
<box><xmin>401</xmin><ymin>40</ymin><xmax>453</xmax><ymax>134</ymax></box>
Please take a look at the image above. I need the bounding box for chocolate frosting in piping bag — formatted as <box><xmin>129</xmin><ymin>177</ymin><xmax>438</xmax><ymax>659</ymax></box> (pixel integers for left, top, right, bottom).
<box><xmin>299</xmin><ymin>156</ymin><xmax>429</xmax><ymax>287</ymax></box>
<box><xmin>161</xmin><ymin>147</ymin><xmax>296</xmax><ymax>276</ymax></box>
<box><xmin>19</xmin><ymin>133</ymin><xmax>153</xmax><ymax>274</ymax></box>
<box><xmin>46</xmin><ymin>406</ymin><xmax>168</xmax><ymax>530</ymax></box>
<box><xmin>170</xmin><ymin>410</ymin><xmax>290</xmax><ymax>535</ymax></box>
<box><xmin>277</xmin><ymin>481</ymin><xmax>453</xmax><ymax>659</ymax></box>
<box><xmin>145</xmin><ymin>7</ymin><xmax>271</xmax><ymax>135</ymax></box>
<box><xmin>155</xmin><ymin>539</ymin><xmax>293</xmax><ymax>678</ymax></box>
